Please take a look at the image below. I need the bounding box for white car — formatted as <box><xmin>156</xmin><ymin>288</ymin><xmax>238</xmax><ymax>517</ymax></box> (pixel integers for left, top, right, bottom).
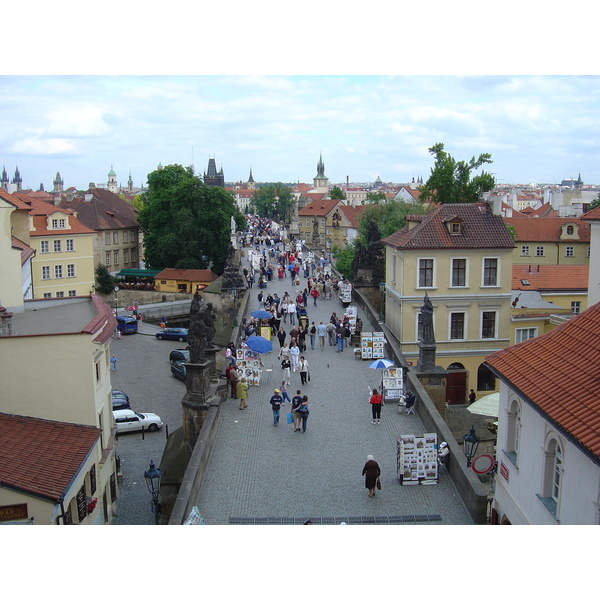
<box><xmin>113</xmin><ymin>409</ymin><xmax>163</xmax><ymax>433</ymax></box>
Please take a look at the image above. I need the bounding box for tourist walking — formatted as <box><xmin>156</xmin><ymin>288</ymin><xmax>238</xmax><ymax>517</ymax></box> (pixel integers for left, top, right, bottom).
<box><xmin>280</xmin><ymin>381</ymin><xmax>291</xmax><ymax>403</ymax></box>
<box><xmin>270</xmin><ymin>389</ymin><xmax>283</xmax><ymax>426</ymax></box>
<box><xmin>298</xmin><ymin>394</ymin><xmax>310</xmax><ymax>433</ymax></box>
<box><xmin>229</xmin><ymin>366</ymin><xmax>239</xmax><ymax>400</ymax></box>
<box><xmin>288</xmin><ymin>301</ymin><xmax>297</xmax><ymax>325</ymax></box>
<box><xmin>280</xmin><ymin>356</ymin><xmax>291</xmax><ymax>385</ymax></box>
<box><xmin>291</xmin><ymin>390</ymin><xmax>303</xmax><ymax>432</ymax></box>
<box><xmin>298</xmin><ymin>356</ymin><xmax>310</xmax><ymax>385</ymax></box>
<box><xmin>369</xmin><ymin>388</ymin><xmax>383</xmax><ymax>424</ymax></box>
<box><xmin>290</xmin><ymin>341</ymin><xmax>300</xmax><ymax>372</ymax></box>
<box><xmin>237</xmin><ymin>377</ymin><xmax>249</xmax><ymax>410</ymax></box>
<box><xmin>309</xmin><ymin>322</ymin><xmax>317</xmax><ymax>350</ymax></box>
<box><xmin>362</xmin><ymin>455</ymin><xmax>381</xmax><ymax>497</ymax></box>
<box><xmin>317</xmin><ymin>321</ymin><xmax>327</xmax><ymax>350</ymax></box>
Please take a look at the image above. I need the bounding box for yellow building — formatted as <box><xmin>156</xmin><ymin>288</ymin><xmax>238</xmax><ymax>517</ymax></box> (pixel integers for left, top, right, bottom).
<box><xmin>298</xmin><ymin>198</ymin><xmax>360</xmax><ymax>251</ymax></box>
<box><xmin>382</xmin><ymin>202</ymin><xmax>515</xmax><ymax>403</ymax></box>
<box><xmin>154</xmin><ymin>268</ymin><xmax>219</xmax><ymax>293</ymax></box>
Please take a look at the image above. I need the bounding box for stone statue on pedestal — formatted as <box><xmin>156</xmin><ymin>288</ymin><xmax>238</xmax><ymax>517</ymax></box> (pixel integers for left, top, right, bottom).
<box><xmin>188</xmin><ymin>291</ymin><xmax>208</xmax><ymax>363</ymax></box>
<box><xmin>420</xmin><ymin>293</ymin><xmax>435</xmax><ymax>345</ymax></box>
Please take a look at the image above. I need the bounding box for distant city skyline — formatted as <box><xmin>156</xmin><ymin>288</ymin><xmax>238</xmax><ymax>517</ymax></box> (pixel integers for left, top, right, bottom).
<box><xmin>2</xmin><ymin>75</ymin><xmax>599</xmax><ymax>192</ymax></box>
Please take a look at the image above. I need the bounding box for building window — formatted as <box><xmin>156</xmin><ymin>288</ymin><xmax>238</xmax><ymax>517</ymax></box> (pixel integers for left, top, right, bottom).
<box><xmin>42</xmin><ymin>266</ymin><xmax>50</xmax><ymax>280</ymax></box>
<box><xmin>565</xmin><ymin>246</ymin><xmax>574</xmax><ymax>257</ymax></box>
<box><xmin>52</xmin><ymin>218</ymin><xmax>66</xmax><ymax>229</ymax></box>
<box><xmin>571</xmin><ymin>301</ymin><xmax>581</xmax><ymax>315</ymax></box>
<box><xmin>43</xmin><ymin>292</ymin><xmax>52</xmax><ymax>299</ymax></box>
<box><xmin>539</xmin><ymin>438</ymin><xmax>563</xmax><ymax>519</ymax></box>
<box><xmin>56</xmin><ymin>291</ymin><xmax>64</xmax><ymax>298</ymax></box>
<box><xmin>130</xmin><ymin>231</ymin><xmax>136</xmax><ymax>242</ymax></box>
<box><xmin>68</xmin><ymin>290</ymin><xmax>77</xmax><ymax>297</ymax></box>
<box><xmin>113</xmin><ymin>250</ymin><xmax>119</xmax><ymax>265</ymax></box>
<box><xmin>505</xmin><ymin>400</ymin><xmax>521</xmax><ymax>467</ymax></box>
<box><xmin>123</xmin><ymin>249</ymin><xmax>129</xmax><ymax>263</ymax></box>
<box><xmin>450</xmin><ymin>313</ymin><xmax>465</xmax><ymax>339</ymax></box>
<box><xmin>66</xmin><ymin>239</ymin><xmax>74</xmax><ymax>252</ymax></box>
<box><xmin>418</xmin><ymin>258</ymin><xmax>434</xmax><ymax>287</ymax></box>
<box><xmin>41</xmin><ymin>241</ymin><xmax>49</xmax><ymax>253</ymax></box>
<box><xmin>477</xmin><ymin>363</ymin><xmax>496</xmax><ymax>391</ymax></box>
<box><xmin>451</xmin><ymin>222</ymin><xmax>461</xmax><ymax>235</ymax></box>
<box><xmin>520</xmin><ymin>246</ymin><xmax>530</xmax><ymax>257</ymax></box>
<box><xmin>53</xmin><ymin>239</ymin><xmax>62</xmax><ymax>252</ymax></box>
<box><xmin>536</xmin><ymin>246</ymin><xmax>544</xmax><ymax>257</ymax></box>
<box><xmin>113</xmin><ymin>232</ymin><xmax>118</xmax><ymax>244</ymax></box>
<box><xmin>67</xmin><ymin>264</ymin><xmax>75</xmax><ymax>278</ymax></box>
<box><xmin>483</xmin><ymin>258</ymin><xmax>498</xmax><ymax>286</ymax></box>
<box><xmin>566</xmin><ymin>225</ymin><xmax>574</xmax><ymax>235</ymax></box>
<box><xmin>515</xmin><ymin>327</ymin><xmax>537</xmax><ymax>344</ymax></box>
<box><xmin>481</xmin><ymin>311</ymin><xmax>496</xmax><ymax>338</ymax></box>
<box><xmin>588</xmin><ymin>247</ymin><xmax>591</xmax><ymax>258</ymax></box>
<box><xmin>105</xmin><ymin>252</ymin><xmax>111</xmax><ymax>266</ymax></box>
<box><xmin>54</xmin><ymin>265</ymin><xmax>63</xmax><ymax>279</ymax></box>
<box><xmin>123</xmin><ymin>231</ymin><xmax>128</xmax><ymax>243</ymax></box>
<box><xmin>451</xmin><ymin>259</ymin><xmax>466</xmax><ymax>287</ymax></box>
<box><xmin>105</xmin><ymin>233</ymin><xmax>110</xmax><ymax>245</ymax></box>
<box><xmin>131</xmin><ymin>249</ymin><xmax>136</xmax><ymax>263</ymax></box>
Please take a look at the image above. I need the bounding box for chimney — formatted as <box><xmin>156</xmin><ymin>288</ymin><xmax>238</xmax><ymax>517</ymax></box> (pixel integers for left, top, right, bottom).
<box><xmin>84</xmin><ymin>194</ymin><xmax>93</xmax><ymax>202</ymax></box>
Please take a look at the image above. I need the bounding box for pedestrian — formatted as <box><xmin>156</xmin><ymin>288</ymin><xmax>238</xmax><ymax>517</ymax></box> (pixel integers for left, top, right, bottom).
<box><xmin>291</xmin><ymin>390</ymin><xmax>303</xmax><ymax>432</ymax></box>
<box><xmin>288</xmin><ymin>301</ymin><xmax>296</xmax><ymax>325</ymax></box>
<box><xmin>270</xmin><ymin>388</ymin><xmax>283</xmax><ymax>426</ymax></box>
<box><xmin>280</xmin><ymin>356</ymin><xmax>291</xmax><ymax>384</ymax></box>
<box><xmin>225</xmin><ymin>343</ymin><xmax>237</xmax><ymax>366</ymax></box>
<box><xmin>277</xmin><ymin>327</ymin><xmax>286</xmax><ymax>348</ymax></box>
<box><xmin>298</xmin><ymin>394</ymin><xmax>310</xmax><ymax>433</ymax></box>
<box><xmin>309</xmin><ymin>322</ymin><xmax>317</xmax><ymax>350</ymax></box>
<box><xmin>160</xmin><ymin>315</ymin><xmax>166</xmax><ymax>328</ymax></box>
<box><xmin>229</xmin><ymin>367</ymin><xmax>239</xmax><ymax>400</ymax></box>
<box><xmin>257</xmin><ymin>291</ymin><xmax>264</xmax><ymax>308</ymax></box>
<box><xmin>326</xmin><ymin>321</ymin><xmax>334</xmax><ymax>346</ymax></box>
<box><xmin>469</xmin><ymin>389</ymin><xmax>476</xmax><ymax>404</ymax></box>
<box><xmin>311</xmin><ymin>287</ymin><xmax>319</xmax><ymax>306</ymax></box>
<box><xmin>369</xmin><ymin>387</ymin><xmax>383</xmax><ymax>424</ymax></box>
<box><xmin>298</xmin><ymin>356</ymin><xmax>310</xmax><ymax>385</ymax></box>
<box><xmin>237</xmin><ymin>377</ymin><xmax>249</xmax><ymax>410</ymax></box>
<box><xmin>280</xmin><ymin>381</ymin><xmax>291</xmax><ymax>403</ymax></box>
<box><xmin>110</xmin><ymin>355</ymin><xmax>117</xmax><ymax>371</ymax></box>
<box><xmin>336</xmin><ymin>328</ymin><xmax>344</xmax><ymax>352</ymax></box>
<box><xmin>317</xmin><ymin>321</ymin><xmax>327</xmax><ymax>350</ymax></box>
<box><xmin>290</xmin><ymin>341</ymin><xmax>300</xmax><ymax>372</ymax></box>
<box><xmin>362</xmin><ymin>455</ymin><xmax>381</xmax><ymax>497</ymax></box>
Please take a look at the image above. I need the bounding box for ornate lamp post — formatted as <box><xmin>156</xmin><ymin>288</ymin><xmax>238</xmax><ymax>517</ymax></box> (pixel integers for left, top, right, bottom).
<box><xmin>144</xmin><ymin>460</ymin><xmax>162</xmax><ymax>524</ymax></box>
<box><xmin>113</xmin><ymin>285</ymin><xmax>119</xmax><ymax>316</ymax></box>
<box><xmin>462</xmin><ymin>425</ymin><xmax>480</xmax><ymax>468</ymax></box>
<box><xmin>379</xmin><ymin>281</ymin><xmax>386</xmax><ymax>321</ymax></box>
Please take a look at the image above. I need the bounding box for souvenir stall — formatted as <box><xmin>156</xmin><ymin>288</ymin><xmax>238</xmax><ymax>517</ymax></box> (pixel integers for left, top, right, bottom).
<box><xmin>382</xmin><ymin>367</ymin><xmax>404</xmax><ymax>402</ymax></box>
<box><xmin>360</xmin><ymin>331</ymin><xmax>385</xmax><ymax>360</ymax></box>
<box><xmin>236</xmin><ymin>349</ymin><xmax>263</xmax><ymax>387</ymax></box>
<box><xmin>397</xmin><ymin>433</ymin><xmax>439</xmax><ymax>485</ymax></box>
<box><xmin>338</xmin><ymin>281</ymin><xmax>352</xmax><ymax>306</ymax></box>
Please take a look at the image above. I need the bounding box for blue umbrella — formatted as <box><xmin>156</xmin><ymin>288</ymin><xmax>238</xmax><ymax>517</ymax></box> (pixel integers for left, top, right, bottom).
<box><xmin>368</xmin><ymin>359</ymin><xmax>394</xmax><ymax>369</ymax></box>
<box><xmin>244</xmin><ymin>335</ymin><xmax>274</xmax><ymax>354</ymax></box>
<box><xmin>250</xmin><ymin>310</ymin><xmax>272</xmax><ymax>320</ymax></box>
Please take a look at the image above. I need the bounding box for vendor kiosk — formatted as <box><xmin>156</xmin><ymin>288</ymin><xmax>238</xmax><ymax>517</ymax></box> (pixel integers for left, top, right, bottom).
<box><xmin>397</xmin><ymin>433</ymin><xmax>439</xmax><ymax>485</ymax></box>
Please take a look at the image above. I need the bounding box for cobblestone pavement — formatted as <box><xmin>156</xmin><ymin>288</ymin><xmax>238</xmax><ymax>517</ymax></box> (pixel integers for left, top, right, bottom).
<box><xmin>109</xmin><ymin>320</ymin><xmax>184</xmax><ymax>525</ymax></box>
<box><xmin>193</xmin><ymin>262</ymin><xmax>474</xmax><ymax>525</ymax></box>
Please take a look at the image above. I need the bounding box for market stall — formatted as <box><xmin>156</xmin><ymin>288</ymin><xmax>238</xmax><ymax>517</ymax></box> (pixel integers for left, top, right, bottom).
<box><xmin>397</xmin><ymin>433</ymin><xmax>439</xmax><ymax>485</ymax></box>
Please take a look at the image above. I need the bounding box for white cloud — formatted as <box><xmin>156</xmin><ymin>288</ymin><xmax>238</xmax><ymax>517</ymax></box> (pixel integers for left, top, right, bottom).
<box><xmin>10</xmin><ymin>135</ymin><xmax>81</xmax><ymax>155</ymax></box>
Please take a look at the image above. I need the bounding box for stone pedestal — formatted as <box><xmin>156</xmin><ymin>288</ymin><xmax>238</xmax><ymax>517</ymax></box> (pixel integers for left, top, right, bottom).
<box><xmin>415</xmin><ymin>366</ymin><xmax>448</xmax><ymax>420</ymax></box>
<box><xmin>182</xmin><ymin>359</ymin><xmax>214</xmax><ymax>446</ymax></box>
<box><xmin>417</xmin><ymin>342</ymin><xmax>436</xmax><ymax>372</ymax></box>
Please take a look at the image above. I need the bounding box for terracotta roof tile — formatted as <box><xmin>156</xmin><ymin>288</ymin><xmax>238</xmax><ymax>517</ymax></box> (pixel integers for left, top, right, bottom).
<box><xmin>298</xmin><ymin>199</ymin><xmax>341</xmax><ymax>217</ymax></box>
<box><xmin>382</xmin><ymin>203</ymin><xmax>515</xmax><ymax>250</ymax></box>
<box><xmin>486</xmin><ymin>302</ymin><xmax>600</xmax><ymax>462</ymax></box>
<box><xmin>504</xmin><ymin>216</ymin><xmax>590</xmax><ymax>242</ymax></box>
<box><xmin>155</xmin><ymin>268</ymin><xmax>218</xmax><ymax>282</ymax></box>
<box><xmin>0</xmin><ymin>413</ymin><xmax>100</xmax><ymax>502</ymax></box>
<box><xmin>582</xmin><ymin>205</ymin><xmax>600</xmax><ymax>221</ymax></box>
<box><xmin>512</xmin><ymin>265</ymin><xmax>588</xmax><ymax>291</ymax></box>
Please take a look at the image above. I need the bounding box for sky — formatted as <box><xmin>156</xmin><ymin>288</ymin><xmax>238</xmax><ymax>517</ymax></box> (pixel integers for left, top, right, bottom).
<box><xmin>2</xmin><ymin>5</ymin><xmax>599</xmax><ymax>196</ymax></box>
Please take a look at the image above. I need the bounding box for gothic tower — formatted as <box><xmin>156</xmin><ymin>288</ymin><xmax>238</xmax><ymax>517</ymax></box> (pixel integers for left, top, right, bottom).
<box><xmin>127</xmin><ymin>170</ymin><xmax>134</xmax><ymax>194</ymax></box>
<box><xmin>247</xmin><ymin>168</ymin><xmax>256</xmax><ymax>190</ymax></box>
<box><xmin>12</xmin><ymin>166</ymin><xmax>23</xmax><ymax>191</ymax></box>
<box><xmin>313</xmin><ymin>152</ymin><xmax>329</xmax><ymax>193</ymax></box>
<box><xmin>53</xmin><ymin>172</ymin><xmax>64</xmax><ymax>193</ymax></box>
<box><xmin>1</xmin><ymin>167</ymin><xmax>9</xmax><ymax>191</ymax></box>
<box><xmin>204</xmin><ymin>156</ymin><xmax>224</xmax><ymax>187</ymax></box>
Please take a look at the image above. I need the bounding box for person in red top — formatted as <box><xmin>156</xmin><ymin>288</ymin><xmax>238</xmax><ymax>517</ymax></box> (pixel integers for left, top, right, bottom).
<box><xmin>369</xmin><ymin>388</ymin><xmax>383</xmax><ymax>425</ymax></box>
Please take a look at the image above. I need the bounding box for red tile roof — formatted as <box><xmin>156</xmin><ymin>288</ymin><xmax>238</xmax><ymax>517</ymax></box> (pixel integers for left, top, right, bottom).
<box><xmin>504</xmin><ymin>216</ymin><xmax>590</xmax><ymax>242</ymax></box>
<box><xmin>382</xmin><ymin>202</ymin><xmax>515</xmax><ymax>250</ymax></box>
<box><xmin>11</xmin><ymin>236</ymin><xmax>35</xmax><ymax>264</ymax></box>
<box><xmin>298</xmin><ymin>198</ymin><xmax>341</xmax><ymax>217</ymax></box>
<box><xmin>0</xmin><ymin>413</ymin><xmax>100</xmax><ymax>502</ymax></box>
<box><xmin>512</xmin><ymin>265</ymin><xmax>588</xmax><ymax>291</ymax></box>
<box><xmin>581</xmin><ymin>206</ymin><xmax>600</xmax><ymax>221</ymax></box>
<box><xmin>155</xmin><ymin>268</ymin><xmax>218</xmax><ymax>282</ymax></box>
<box><xmin>485</xmin><ymin>301</ymin><xmax>600</xmax><ymax>462</ymax></box>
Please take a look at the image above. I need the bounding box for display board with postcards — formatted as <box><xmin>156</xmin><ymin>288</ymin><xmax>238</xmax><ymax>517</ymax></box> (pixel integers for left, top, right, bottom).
<box><xmin>339</xmin><ymin>281</ymin><xmax>352</xmax><ymax>305</ymax></box>
<box><xmin>397</xmin><ymin>433</ymin><xmax>438</xmax><ymax>485</ymax></box>
<box><xmin>372</xmin><ymin>331</ymin><xmax>385</xmax><ymax>359</ymax></box>
<box><xmin>345</xmin><ymin>306</ymin><xmax>358</xmax><ymax>331</ymax></box>
<box><xmin>382</xmin><ymin>367</ymin><xmax>404</xmax><ymax>400</ymax></box>
<box><xmin>360</xmin><ymin>332</ymin><xmax>373</xmax><ymax>359</ymax></box>
<box><xmin>236</xmin><ymin>349</ymin><xmax>263</xmax><ymax>386</ymax></box>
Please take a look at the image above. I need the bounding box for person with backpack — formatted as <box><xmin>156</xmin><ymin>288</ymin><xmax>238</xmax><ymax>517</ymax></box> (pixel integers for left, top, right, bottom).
<box><xmin>270</xmin><ymin>389</ymin><xmax>283</xmax><ymax>426</ymax></box>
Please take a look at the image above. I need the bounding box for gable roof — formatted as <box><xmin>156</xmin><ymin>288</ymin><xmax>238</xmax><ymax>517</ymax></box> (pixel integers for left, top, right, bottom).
<box><xmin>57</xmin><ymin>188</ymin><xmax>138</xmax><ymax>231</ymax></box>
<box><xmin>504</xmin><ymin>216</ymin><xmax>590</xmax><ymax>243</ymax></box>
<box><xmin>512</xmin><ymin>264</ymin><xmax>588</xmax><ymax>292</ymax></box>
<box><xmin>298</xmin><ymin>198</ymin><xmax>341</xmax><ymax>217</ymax></box>
<box><xmin>0</xmin><ymin>413</ymin><xmax>100</xmax><ymax>502</ymax></box>
<box><xmin>485</xmin><ymin>301</ymin><xmax>600</xmax><ymax>463</ymax></box>
<box><xmin>382</xmin><ymin>202</ymin><xmax>515</xmax><ymax>250</ymax></box>
<box><xmin>581</xmin><ymin>205</ymin><xmax>600</xmax><ymax>221</ymax></box>
<box><xmin>155</xmin><ymin>268</ymin><xmax>218</xmax><ymax>282</ymax></box>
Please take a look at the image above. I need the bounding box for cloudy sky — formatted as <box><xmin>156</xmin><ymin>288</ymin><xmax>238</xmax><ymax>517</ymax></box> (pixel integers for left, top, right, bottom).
<box><xmin>3</xmin><ymin>5</ymin><xmax>599</xmax><ymax>193</ymax></box>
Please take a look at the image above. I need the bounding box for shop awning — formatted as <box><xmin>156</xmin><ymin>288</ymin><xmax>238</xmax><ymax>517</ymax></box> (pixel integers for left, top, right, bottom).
<box><xmin>116</xmin><ymin>269</ymin><xmax>162</xmax><ymax>278</ymax></box>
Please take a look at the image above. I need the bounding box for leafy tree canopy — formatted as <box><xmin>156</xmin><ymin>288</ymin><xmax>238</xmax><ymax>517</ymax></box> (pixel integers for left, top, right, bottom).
<box><xmin>330</xmin><ymin>185</ymin><xmax>345</xmax><ymax>200</ymax></box>
<box><xmin>250</xmin><ymin>183</ymin><xmax>294</xmax><ymax>223</ymax></box>
<box><xmin>95</xmin><ymin>263</ymin><xmax>117</xmax><ymax>294</ymax></box>
<box><xmin>420</xmin><ymin>142</ymin><xmax>496</xmax><ymax>204</ymax></box>
<box><xmin>137</xmin><ymin>164</ymin><xmax>245</xmax><ymax>274</ymax></box>
<box><xmin>365</xmin><ymin>191</ymin><xmax>387</xmax><ymax>205</ymax></box>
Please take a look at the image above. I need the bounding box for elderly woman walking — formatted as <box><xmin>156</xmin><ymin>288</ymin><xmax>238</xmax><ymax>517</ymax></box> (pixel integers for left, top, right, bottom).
<box><xmin>362</xmin><ymin>455</ymin><xmax>381</xmax><ymax>497</ymax></box>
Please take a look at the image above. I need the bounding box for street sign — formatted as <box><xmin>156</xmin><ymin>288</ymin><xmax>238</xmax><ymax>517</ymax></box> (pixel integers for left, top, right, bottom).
<box><xmin>471</xmin><ymin>454</ymin><xmax>495</xmax><ymax>474</ymax></box>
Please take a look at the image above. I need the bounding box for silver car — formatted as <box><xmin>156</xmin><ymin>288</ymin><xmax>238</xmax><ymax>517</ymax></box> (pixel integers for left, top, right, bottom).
<box><xmin>113</xmin><ymin>409</ymin><xmax>163</xmax><ymax>433</ymax></box>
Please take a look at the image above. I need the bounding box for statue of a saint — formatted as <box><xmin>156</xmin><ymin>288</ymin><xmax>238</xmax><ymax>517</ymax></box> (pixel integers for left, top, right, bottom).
<box><xmin>231</xmin><ymin>216</ymin><xmax>236</xmax><ymax>234</ymax></box>
<box><xmin>420</xmin><ymin>293</ymin><xmax>435</xmax><ymax>345</ymax></box>
<box><xmin>203</xmin><ymin>303</ymin><xmax>216</xmax><ymax>349</ymax></box>
<box><xmin>188</xmin><ymin>291</ymin><xmax>207</xmax><ymax>362</ymax></box>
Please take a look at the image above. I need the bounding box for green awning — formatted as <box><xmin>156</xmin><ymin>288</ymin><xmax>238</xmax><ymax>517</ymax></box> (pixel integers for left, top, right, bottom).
<box><xmin>116</xmin><ymin>269</ymin><xmax>162</xmax><ymax>278</ymax></box>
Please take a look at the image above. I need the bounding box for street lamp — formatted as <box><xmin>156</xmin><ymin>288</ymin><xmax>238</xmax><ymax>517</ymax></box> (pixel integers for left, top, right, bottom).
<box><xmin>113</xmin><ymin>285</ymin><xmax>119</xmax><ymax>316</ymax></box>
<box><xmin>378</xmin><ymin>281</ymin><xmax>386</xmax><ymax>321</ymax></box>
<box><xmin>462</xmin><ymin>425</ymin><xmax>480</xmax><ymax>468</ymax></box>
<box><xmin>144</xmin><ymin>460</ymin><xmax>162</xmax><ymax>525</ymax></box>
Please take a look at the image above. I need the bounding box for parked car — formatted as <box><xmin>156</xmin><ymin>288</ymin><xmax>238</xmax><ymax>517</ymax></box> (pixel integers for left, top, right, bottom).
<box><xmin>113</xmin><ymin>409</ymin><xmax>163</xmax><ymax>433</ymax></box>
<box><xmin>171</xmin><ymin>361</ymin><xmax>186</xmax><ymax>382</ymax></box>
<box><xmin>169</xmin><ymin>348</ymin><xmax>190</xmax><ymax>364</ymax></box>
<box><xmin>155</xmin><ymin>328</ymin><xmax>188</xmax><ymax>342</ymax></box>
<box><xmin>112</xmin><ymin>389</ymin><xmax>131</xmax><ymax>411</ymax></box>
<box><xmin>116</xmin><ymin>315</ymin><xmax>138</xmax><ymax>334</ymax></box>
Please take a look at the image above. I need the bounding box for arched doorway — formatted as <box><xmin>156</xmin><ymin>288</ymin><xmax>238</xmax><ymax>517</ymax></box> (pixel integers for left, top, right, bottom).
<box><xmin>446</xmin><ymin>362</ymin><xmax>467</xmax><ymax>404</ymax></box>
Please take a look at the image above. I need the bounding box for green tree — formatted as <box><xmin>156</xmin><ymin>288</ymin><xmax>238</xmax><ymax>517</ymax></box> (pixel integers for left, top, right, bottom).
<box><xmin>588</xmin><ymin>193</ymin><xmax>600</xmax><ymax>211</ymax></box>
<box><xmin>137</xmin><ymin>164</ymin><xmax>245</xmax><ymax>274</ymax></box>
<box><xmin>250</xmin><ymin>183</ymin><xmax>294</xmax><ymax>223</ymax></box>
<box><xmin>95</xmin><ymin>263</ymin><xmax>117</xmax><ymax>294</ymax></box>
<box><xmin>366</xmin><ymin>191</ymin><xmax>386</xmax><ymax>205</ymax></box>
<box><xmin>332</xmin><ymin>242</ymin><xmax>356</xmax><ymax>279</ymax></box>
<box><xmin>420</xmin><ymin>142</ymin><xmax>496</xmax><ymax>204</ymax></box>
<box><xmin>330</xmin><ymin>185</ymin><xmax>345</xmax><ymax>200</ymax></box>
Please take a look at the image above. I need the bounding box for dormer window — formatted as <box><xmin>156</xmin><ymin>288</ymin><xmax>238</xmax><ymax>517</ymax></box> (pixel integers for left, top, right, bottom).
<box><xmin>443</xmin><ymin>216</ymin><xmax>463</xmax><ymax>235</ymax></box>
<box><xmin>566</xmin><ymin>225</ymin><xmax>574</xmax><ymax>235</ymax></box>
<box><xmin>451</xmin><ymin>222</ymin><xmax>462</xmax><ymax>235</ymax></box>
<box><xmin>52</xmin><ymin>218</ymin><xmax>66</xmax><ymax>229</ymax></box>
